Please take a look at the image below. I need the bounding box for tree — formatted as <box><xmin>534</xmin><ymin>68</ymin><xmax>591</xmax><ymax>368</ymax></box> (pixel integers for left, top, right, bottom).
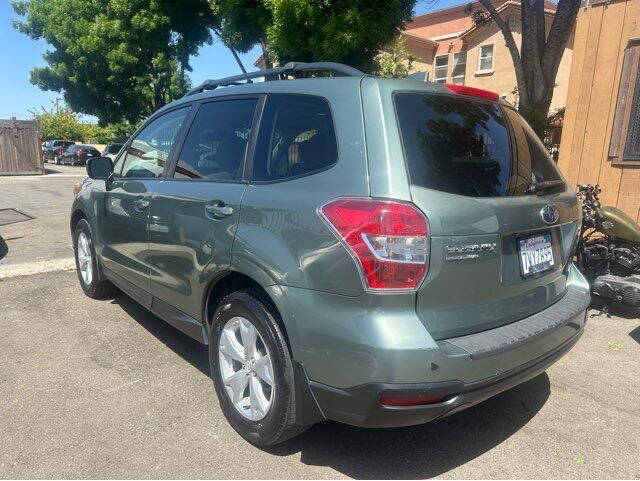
<box><xmin>375</xmin><ymin>36</ymin><xmax>417</xmax><ymax>78</ymax></box>
<box><xmin>213</xmin><ymin>0</ymin><xmax>417</xmax><ymax>72</ymax></box>
<box><xmin>30</xmin><ymin>100</ymin><xmax>139</xmax><ymax>142</ymax></box>
<box><xmin>29</xmin><ymin>99</ymin><xmax>87</xmax><ymax>141</ymax></box>
<box><xmin>472</xmin><ymin>0</ymin><xmax>580</xmax><ymax>136</ymax></box>
<box><xmin>12</xmin><ymin>0</ymin><xmax>215</xmax><ymax>124</ymax></box>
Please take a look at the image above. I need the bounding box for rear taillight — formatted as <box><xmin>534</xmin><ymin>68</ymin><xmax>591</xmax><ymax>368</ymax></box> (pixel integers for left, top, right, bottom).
<box><xmin>319</xmin><ymin>198</ymin><xmax>429</xmax><ymax>291</ymax></box>
<box><xmin>445</xmin><ymin>84</ymin><xmax>500</xmax><ymax>101</ymax></box>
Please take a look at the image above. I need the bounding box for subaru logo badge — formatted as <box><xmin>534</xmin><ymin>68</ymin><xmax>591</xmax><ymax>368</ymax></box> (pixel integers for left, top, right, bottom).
<box><xmin>541</xmin><ymin>204</ymin><xmax>559</xmax><ymax>225</ymax></box>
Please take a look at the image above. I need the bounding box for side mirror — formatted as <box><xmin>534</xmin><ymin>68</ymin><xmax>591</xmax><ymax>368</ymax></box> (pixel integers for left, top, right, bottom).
<box><xmin>86</xmin><ymin>156</ymin><xmax>114</xmax><ymax>180</ymax></box>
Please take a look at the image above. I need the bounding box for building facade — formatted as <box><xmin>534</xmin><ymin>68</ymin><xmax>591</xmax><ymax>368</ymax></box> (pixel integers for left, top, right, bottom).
<box><xmin>558</xmin><ymin>0</ymin><xmax>640</xmax><ymax>221</ymax></box>
<box><xmin>403</xmin><ymin>0</ymin><xmax>573</xmax><ymax>113</ymax></box>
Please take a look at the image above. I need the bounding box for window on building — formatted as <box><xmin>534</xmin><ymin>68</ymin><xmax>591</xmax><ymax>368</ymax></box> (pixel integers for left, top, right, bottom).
<box><xmin>479</xmin><ymin>45</ymin><xmax>494</xmax><ymax>71</ymax></box>
<box><xmin>434</xmin><ymin>54</ymin><xmax>449</xmax><ymax>83</ymax></box>
<box><xmin>452</xmin><ymin>52</ymin><xmax>467</xmax><ymax>84</ymax></box>
<box><xmin>609</xmin><ymin>43</ymin><xmax>640</xmax><ymax>164</ymax></box>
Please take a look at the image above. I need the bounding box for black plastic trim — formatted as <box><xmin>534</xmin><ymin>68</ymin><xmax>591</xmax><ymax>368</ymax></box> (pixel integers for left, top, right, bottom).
<box><xmin>442</xmin><ymin>286</ymin><xmax>591</xmax><ymax>359</ymax></box>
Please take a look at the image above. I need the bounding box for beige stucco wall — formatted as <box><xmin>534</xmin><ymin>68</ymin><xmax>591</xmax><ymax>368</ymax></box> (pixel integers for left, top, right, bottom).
<box><xmin>462</xmin><ymin>9</ymin><xmax>573</xmax><ymax>112</ymax></box>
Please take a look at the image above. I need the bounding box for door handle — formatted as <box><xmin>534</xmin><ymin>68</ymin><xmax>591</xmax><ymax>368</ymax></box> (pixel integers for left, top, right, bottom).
<box><xmin>133</xmin><ymin>198</ymin><xmax>150</xmax><ymax>211</ymax></box>
<box><xmin>205</xmin><ymin>202</ymin><xmax>234</xmax><ymax>219</ymax></box>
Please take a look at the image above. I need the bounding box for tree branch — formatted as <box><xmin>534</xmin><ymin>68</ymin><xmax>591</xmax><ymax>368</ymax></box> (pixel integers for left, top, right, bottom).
<box><xmin>542</xmin><ymin>0</ymin><xmax>581</xmax><ymax>81</ymax></box>
<box><xmin>478</xmin><ymin>0</ymin><xmax>528</xmax><ymax>105</ymax></box>
<box><xmin>213</xmin><ymin>28</ymin><xmax>248</xmax><ymax>74</ymax></box>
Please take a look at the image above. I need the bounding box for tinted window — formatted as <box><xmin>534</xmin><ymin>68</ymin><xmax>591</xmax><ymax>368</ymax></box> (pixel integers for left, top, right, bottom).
<box><xmin>502</xmin><ymin>107</ymin><xmax>563</xmax><ymax>193</ymax></box>
<box><xmin>394</xmin><ymin>93</ymin><xmax>561</xmax><ymax>197</ymax></box>
<box><xmin>253</xmin><ymin>95</ymin><xmax>337</xmax><ymax>181</ymax></box>
<box><xmin>106</xmin><ymin>143</ymin><xmax>123</xmax><ymax>154</ymax></box>
<box><xmin>117</xmin><ymin>107</ymin><xmax>189</xmax><ymax>178</ymax></box>
<box><xmin>174</xmin><ymin>99</ymin><xmax>257</xmax><ymax>180</ymax></box>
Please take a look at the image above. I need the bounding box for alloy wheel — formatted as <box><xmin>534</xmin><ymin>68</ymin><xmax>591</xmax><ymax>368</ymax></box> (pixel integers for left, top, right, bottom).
<box><xmin>218</xmin><ymin>316</ymin><xmax>274</xmax><ymax>421</ymax></box>
<box><xmin>76</xmin><ymin>232</ymin><xmax>93</xmax><ymax>286</ymax></box>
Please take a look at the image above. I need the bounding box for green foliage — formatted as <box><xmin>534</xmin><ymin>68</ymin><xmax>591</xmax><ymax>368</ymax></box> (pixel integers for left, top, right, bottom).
<box><xmin>267</xmin><ymin>0</ymin><xmax>416</xmax><ymax>72</ymax></box>
<box><xmin>375</xmin><ymin>36</ymin><xmax>417</xmax><ymax>78</ymax></box>
<box><xmin>214</xmin><ymin>0</ymin><xmax>272</xmax><ymax>53</ymax></box>
<box><xmin>30</xmin><ymin>100</ymin><xmax>87</xmax><ymax>141</ymax></box>
<box><xmin>30</xmin><ymin>100</ymin><xmax>137</xmax><ymax>142</ymax></box>
<box><xmin>213</xmin><ymin>0</ymin><xmax>417</xmax><ymax>72</ymax></box>
<box><xmin>12</xmin><ymin>0</ymin><xmax>214</xmax><ymax>124</ymax></box>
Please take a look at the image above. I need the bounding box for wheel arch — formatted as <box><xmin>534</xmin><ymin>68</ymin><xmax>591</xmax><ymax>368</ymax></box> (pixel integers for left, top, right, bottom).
<box><xmin>202</xmin><ymin>271</ymin><xmax>297</xmax><ymax>358</ymax></box>
<box><xmin>70</xmin><ymin>207</ymin><xmax>87</xmax><ymax>236</ymax></box>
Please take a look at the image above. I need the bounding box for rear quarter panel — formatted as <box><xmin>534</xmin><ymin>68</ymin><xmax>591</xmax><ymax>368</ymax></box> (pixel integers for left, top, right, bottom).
<box><xmin>232</xmin><ymin>81</ymin><xmax>369</xmax><ymax>297</ymax></box>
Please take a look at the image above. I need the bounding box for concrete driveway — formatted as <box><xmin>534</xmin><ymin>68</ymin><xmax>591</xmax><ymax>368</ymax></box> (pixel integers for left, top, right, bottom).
<box><xmin>1</xmin><ymin>168</ymin><xmax>639</xmax><ymax>478</ymax></box>
<box><xmin>0</xmin><ymin>269</ymin><xmax>639</xmax><ymax>479</ymax></box>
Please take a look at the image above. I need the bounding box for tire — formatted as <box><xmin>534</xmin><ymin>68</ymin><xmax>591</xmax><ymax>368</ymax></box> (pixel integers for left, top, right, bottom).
<box><xmin>73</xmin><ymin>218</ymin><xmax>116</xmax><ymax>299</ymax></box>
<box><xmin>209</xmin><ymin>290</ymin><xmax>308</xmax><ymax>446</ymax></box>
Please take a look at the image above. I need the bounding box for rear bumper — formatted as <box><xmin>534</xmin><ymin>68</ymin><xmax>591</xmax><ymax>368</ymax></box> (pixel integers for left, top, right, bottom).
<box><xmin>301</xmin><ymin>279</ymin><xmax>589</xmax><ymax>428</ymax></box>
<box><xmin>308</xmin><ymin>318</ymin><xmax>584</xmax><ymax>428</ymax></box>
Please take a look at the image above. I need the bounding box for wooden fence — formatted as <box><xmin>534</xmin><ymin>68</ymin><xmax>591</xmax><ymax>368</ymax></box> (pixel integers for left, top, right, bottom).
<box><xmin>0</xmin><ymin>118</ymin><xmax>43</xmax><ymax>175</ymax></box>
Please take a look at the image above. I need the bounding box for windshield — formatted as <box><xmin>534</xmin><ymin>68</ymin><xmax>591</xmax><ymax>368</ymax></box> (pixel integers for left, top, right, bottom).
<box><xmin>394</xmin><ymin>92</ymin><xmax>563</xmax><ymax>197</ymax></box>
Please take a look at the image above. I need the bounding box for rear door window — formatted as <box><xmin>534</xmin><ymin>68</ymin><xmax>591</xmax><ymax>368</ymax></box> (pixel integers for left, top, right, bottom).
<box><xmin>394</xmin><ymin>92</ymin><xmax>562</xmax><ymax>197</ymax></box>
<box><xmin>174</xmin><ymin>99</ymin><xmax>257</xmax><ymax>181</ymax></box>
<box><xmin>252</xmin><ymin>94</ymin><xmax>338</xmax><ymax>181</ymax></box>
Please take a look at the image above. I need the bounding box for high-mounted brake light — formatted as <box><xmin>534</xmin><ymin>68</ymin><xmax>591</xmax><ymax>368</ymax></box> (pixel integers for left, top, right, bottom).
<box><xmin>445</xmin><ymin>84</ymin><xmax>500</xmax><ymax>101</ymax></box>
<box><xmin>319</xmin><ymin>198</ymin><xmax>429</xmax><ymax>291</ymax></box>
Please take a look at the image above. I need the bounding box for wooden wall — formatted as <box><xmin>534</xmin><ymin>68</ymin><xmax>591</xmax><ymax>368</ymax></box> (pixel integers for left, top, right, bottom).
<box><xmin>558</xmin><ymin>0</ymin><xmax>640</xmax><ymax>222</ymax></box>
<box><xmin>0</xmin><ymin>118</ymin><xmax>43</xmax><ymax>175</ymax></box>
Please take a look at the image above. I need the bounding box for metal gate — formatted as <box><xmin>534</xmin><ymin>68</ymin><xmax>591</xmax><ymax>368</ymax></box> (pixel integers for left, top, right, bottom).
<box><xmin>0</xmin><ymin>118</ymin><xmax>43</xmax><ymax>175</ymax></box>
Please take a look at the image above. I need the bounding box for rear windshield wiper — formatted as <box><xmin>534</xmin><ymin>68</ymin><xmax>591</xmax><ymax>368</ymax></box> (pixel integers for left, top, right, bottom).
<box><xmin>525</xmin><ymin>180</ymin><xmax>566</xmax><ymax>195</ymax></box>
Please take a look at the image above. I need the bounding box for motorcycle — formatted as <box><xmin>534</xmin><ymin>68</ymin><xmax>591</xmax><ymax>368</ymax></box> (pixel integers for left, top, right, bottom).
<box><xmin>575</xmin><ymin>184</ymin><xmax>640</xmax><ymax>310</ymax></box>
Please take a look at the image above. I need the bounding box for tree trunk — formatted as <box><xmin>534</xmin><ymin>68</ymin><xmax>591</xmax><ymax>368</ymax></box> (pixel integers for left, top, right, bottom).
<box><xmin>477</xmin><ymin>0</ymin><xmax>581</xmax><ymax>139</ymax></box>
<box><xmin>260</xmin><ymin>38</ymin><xmax>273</xmax><ymax>69</ymax></box>
<box><xmin>213</xmin><ymin>28</ymin><xmax>248</xmax><ymax>74</ymax></box>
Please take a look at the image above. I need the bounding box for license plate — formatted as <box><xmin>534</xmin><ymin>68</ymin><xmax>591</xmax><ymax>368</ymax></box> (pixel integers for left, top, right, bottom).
<box><xmin>518</xmin><ymin>232</ymin><xmax>554</xmax><ymax>277</ymax></box>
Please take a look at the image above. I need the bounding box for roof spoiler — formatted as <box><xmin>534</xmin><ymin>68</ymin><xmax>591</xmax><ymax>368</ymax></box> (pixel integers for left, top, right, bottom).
<box><xmin>184</xmin><ymin>62</ymin><xmax>365</xmax><ymax>97</ymax></box>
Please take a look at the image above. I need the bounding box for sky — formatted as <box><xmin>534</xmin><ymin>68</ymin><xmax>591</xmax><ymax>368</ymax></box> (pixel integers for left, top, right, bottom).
<box><xmin>0</xmin><ymin>0</ymin><xmax>464</xmax><ymax>121</ymax></box>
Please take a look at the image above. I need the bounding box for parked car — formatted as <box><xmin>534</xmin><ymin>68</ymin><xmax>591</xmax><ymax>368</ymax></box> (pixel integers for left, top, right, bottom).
<box><xmin>61</xmin><ymin>144</ymin><xmax>101</xmax><ymax>166</ymax></box>
<box><xmin>71</xmin><ymin>62</ymin><xmax>590</xmax><ymax>447</ymax></box>
<box><xmin>102</xmin><ymin>141</ymin><xmax>125</xmax><ymax>161</ymax></box>
<box><xmin>43</xmin><ymin>140</ymin><xmax>75</xmax><ymax>164</ymax></box>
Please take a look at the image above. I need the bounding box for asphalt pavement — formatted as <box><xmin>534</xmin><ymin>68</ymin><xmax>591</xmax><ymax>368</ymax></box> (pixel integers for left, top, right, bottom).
<box><xmin>0</xmin><ymin>164</ymin><xmax>83</xmax><ymax>277</ymax></box>
<box><xmin>0</xmin><ymin>269</ymin><xmax>638</xmax><ymax>479</ymax></box>
<box><xmin>0</xmin><ymin>166</ymin><xmax>639</xmax><ymax>478</ymax></box>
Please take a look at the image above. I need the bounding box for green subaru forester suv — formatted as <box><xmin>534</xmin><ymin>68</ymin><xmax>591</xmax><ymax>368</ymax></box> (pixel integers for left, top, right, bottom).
<box><xmin>71</xmin><ymin>62</ymin><xmax>590</xmax><ymax>446</ymax></box>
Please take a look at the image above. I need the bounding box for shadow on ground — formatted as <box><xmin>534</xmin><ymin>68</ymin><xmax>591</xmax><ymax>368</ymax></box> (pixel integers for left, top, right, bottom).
<box><xmin>110</xmin><ymin>292</ymin><xmax>209</xmax><ymax>376</ymax></box>
<box><xmin>266</xmin><ymin>374</ymin><xmax>550</xmax><ymax>479</ymax></box>
<box><xmin>109</xmin><ymin>290</ymin><xmax>550</xmax><ymax>479</ymax></box>
<box><xmin>629</xmin><ymin>326</ymin><xmax>640</xmax><ymax>345</ymax></box>
<box><xmin>0</xmin><ymin>236</ymin><xmax>8</xmax><ymax>260</ymax></box>
<box><xmin>589</xmin><ymin>300</ymin><xmax>640</xmax><ymax>320</ymax></box>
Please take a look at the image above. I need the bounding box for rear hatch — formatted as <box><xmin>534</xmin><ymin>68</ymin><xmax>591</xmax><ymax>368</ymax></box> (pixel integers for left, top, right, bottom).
<box><xmin>394</xmin><ymin>91</ymin><xmax>581</xmax><ymax>340</ymax></box>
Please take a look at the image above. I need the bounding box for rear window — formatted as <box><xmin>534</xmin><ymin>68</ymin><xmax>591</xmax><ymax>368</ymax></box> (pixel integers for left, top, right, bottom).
<box><xmin>394</xmin><ymin>92</ymin><xmax>562</xmax><ymax>197</ymax></box>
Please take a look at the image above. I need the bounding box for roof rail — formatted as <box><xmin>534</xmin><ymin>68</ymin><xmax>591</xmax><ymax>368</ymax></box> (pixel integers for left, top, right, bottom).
<box><xmin>184</xmin><ymin>61</ymin><xmax>365</xmax><ymax>97</ymax></box>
